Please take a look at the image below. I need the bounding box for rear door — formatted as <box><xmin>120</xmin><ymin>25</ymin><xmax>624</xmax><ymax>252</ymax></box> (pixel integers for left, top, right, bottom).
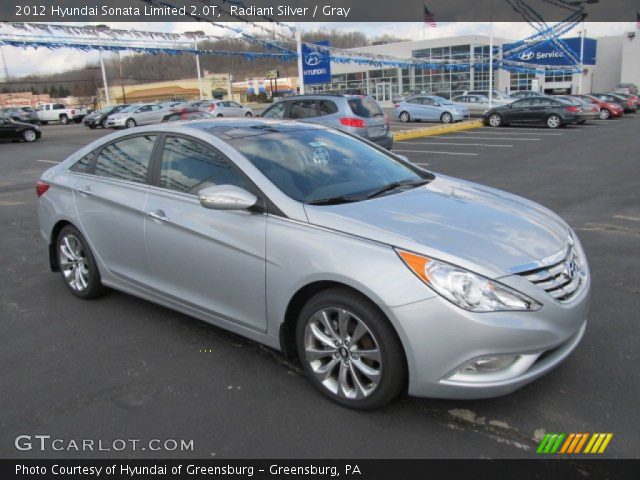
<box><xmin>73</xmin><ymin>133</ymin><xmax>157</xmax><ymax>286</ymax></box>
<box><xmin>144</xmin><ymin>134</ymin><xmax>267</xmax><ymax>331</ymax></box>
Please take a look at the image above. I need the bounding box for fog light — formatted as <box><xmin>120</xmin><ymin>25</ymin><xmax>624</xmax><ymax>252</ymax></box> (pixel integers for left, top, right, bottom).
<box><xmin>459</xmin><ymin>355</ymin><xmax>518</xmax><ymax>374</ymax></box>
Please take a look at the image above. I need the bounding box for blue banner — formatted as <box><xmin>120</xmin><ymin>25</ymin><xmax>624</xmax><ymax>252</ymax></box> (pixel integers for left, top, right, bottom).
<box><xmin>302</xmin><ymin>41</ymin><xmax>332</xmax><ymax>85</ymax></box>
<box><xmin>504</xmin><ymin>37</ymin><xmax>597</xmax><ymax>66</ymax></box>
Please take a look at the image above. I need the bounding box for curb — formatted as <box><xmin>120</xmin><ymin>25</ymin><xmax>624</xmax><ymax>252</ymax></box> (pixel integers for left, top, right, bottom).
<box><xmin>393</xmin><ymin>119</ymin><xmax>484</xmax><ymax>141</ymax></box>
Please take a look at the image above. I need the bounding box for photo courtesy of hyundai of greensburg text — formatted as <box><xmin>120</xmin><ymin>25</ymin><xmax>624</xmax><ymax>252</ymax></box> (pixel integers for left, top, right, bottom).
<box><xmin>0</xmin><ymin>0</ymin><xmax>639</xmax><ymax>479</ymax></box>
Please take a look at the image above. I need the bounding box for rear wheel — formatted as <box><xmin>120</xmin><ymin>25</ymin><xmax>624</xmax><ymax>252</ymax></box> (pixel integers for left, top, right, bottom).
<box><xmin>59</xmin><ymin>115</ymin><xmax>69</xmax><ymax>125</ymax></box>
<box><xmin>599</xmin><ymin>108</ymin><xmax>611</xmax><ymax>120</ymax></box>
<box><xmin>245</xmin><ymin>112</ymin><xmax>252</xmax><ymax>117</ymax></box>
<box><xmin>440</xmin><ymin>112</ymin><xmax>453</xmax><ymax>124</ymax></box>
<box><xmin>216</xmin><ymin>114</ymin><xmax>223</xmax><ymax>118</ymax></box>
<box><xmin>399</xmin><ymin>111</ymin><xmax>411</xmax><ymax>123</ymax></box>
<box><xmin>546</xmin><ymin>114</ymin><xmax>562</xmax><ymax>129</ymax></box>
<box><xmin>296</xmin><ymin>288</ymin><xmax>406</xmax><ymax>410</ymax></box>
<box><xmin>22</xmin><ymin>129</ymin><xmax>37</xmax><ymax>142</ymax></box>
<box><xmin>488</xmin><ymin>113</ymin><xmax>503</xmax><ymax>127</ymax></box>
<box><xmin>56</xmin><ymin>225</ymin><xmax>106</xmax><ymax>299</ymax></box>
<box><xmin>88</xmin><ymin>125</ymin><xmax>97</xmax><ymax>130</ymax></box>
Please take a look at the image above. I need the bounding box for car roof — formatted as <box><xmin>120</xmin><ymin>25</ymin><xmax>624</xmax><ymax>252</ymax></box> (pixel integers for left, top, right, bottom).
<box><xmin>172</xmin><ymin>118</ymin><xmax>328</xmax><ymax>140</ymax></box>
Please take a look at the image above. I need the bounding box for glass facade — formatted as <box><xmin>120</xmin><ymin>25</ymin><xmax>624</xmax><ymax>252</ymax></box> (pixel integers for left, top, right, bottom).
<box><xmin>510</xmin><ymin>72</ymin><xmax>537</xmax><ymax>91</ymax></box>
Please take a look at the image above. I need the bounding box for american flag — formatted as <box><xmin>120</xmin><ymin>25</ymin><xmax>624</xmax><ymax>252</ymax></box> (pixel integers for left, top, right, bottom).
<box><xmin>424</xmin><ymin>3</ymin><xmax>437</xmax><ymax>27</ymax></box>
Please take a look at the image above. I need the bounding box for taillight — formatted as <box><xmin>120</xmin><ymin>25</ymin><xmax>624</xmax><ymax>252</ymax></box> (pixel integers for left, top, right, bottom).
<box><xmin>565</xmin><ymin>106</ymin><xmax>580</xmax><ymax>113</ymax></box>
<box><xmin>70</xmin><ymin>109</ymin><xmax>75</xmax><ymax>115</ymax></box>
<box><xmin>339</xmin><ymin>117</ymin><xmax>366</xmax><ymax>128</ymax></box>
<box><xmin>36</xmin><ymin>181</ymin><xmax>49</xmax><ymax>197</ymax></box>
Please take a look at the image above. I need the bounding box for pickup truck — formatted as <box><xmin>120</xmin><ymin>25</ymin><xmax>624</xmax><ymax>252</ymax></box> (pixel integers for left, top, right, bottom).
<box><xmin>35</xmin><ymin>103</ymin><xmax>87</xmax><ymax>125</ymax></box>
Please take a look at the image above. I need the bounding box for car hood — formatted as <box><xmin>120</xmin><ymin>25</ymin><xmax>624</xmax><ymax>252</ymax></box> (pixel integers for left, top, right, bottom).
<box><xmin>303</xmin><ymin>175</ymin><xmax>570</xmax><ymax>278</ymax></box>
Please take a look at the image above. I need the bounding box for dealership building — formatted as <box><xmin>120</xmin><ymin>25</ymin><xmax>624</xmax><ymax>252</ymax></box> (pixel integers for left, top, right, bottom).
<box><xmin>308</xmin><ymin>33</ymin><xmax>639</xmax><ymax>103</ymax></box>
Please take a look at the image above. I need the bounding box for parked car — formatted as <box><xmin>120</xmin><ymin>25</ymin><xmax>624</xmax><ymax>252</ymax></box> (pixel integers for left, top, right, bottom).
<box><xmin>592</xmin><ymin>93</ymin><xmax>637</xmax><ymax>113</ymax></box>
<box><xmin>613</xmin><ymin>92</ymin><xmax>640</xmax><ymax>108</ymax></box>
<box><xmin>36</xmin><ymin>118</ymin><xmax>590</xmax><ymax>409</ymax></box>
<box><xmin>613</xmin><ymin>82</ymin><xmax>638</xmax><ymax>95</ymax></box>
<box><xmin>465</xmin><ymin>90</ymin><xmax>515</xmax><ymax>103</ymax></box>
<box><xmin>106</xmin><ymin>103</ymin><xmax>167</xmax><ymax>128</ymax></box>
<box><xmin>393</xmin><ymin>95</ymin><xmax>469</xmax><ymax>123</ymax></box>
<box><xmin>0</xmin><ymin>114</ymin><xmax>41</xmax><ymax>142</ymax></box>
<box><xmin>36</xmin><ymin>103</ymin><xmax>86</xmax><ymax>125</ymax></box>
<box><xmin>510</xmin><ymin>90</ymin><xmax>545</xmax><ymax>99</ymax></box>
<box><xmin>1</xmin><ymin>106</ymin><xmax>39</xmax><ymax>124</ymax></box>
<box><xmin>261</xmin><ymin>94</ymin><xmax>392</xmax><ymax>150</ymax></box>
<box><xmin>196</xmin><ymin>100</ymin><xmax>253</xmax><ymax>117</ymax></box>
<box><xmin>555</xmin><ymin>96</ymin><xmax>599</xmax><ymax>122</ymax></box>
<box><xmin>574</xmin><ymin>94</ymin><xmax>624</xmax><ymax>120</ymax></box>
<box><xmin>483</xmin><ymin>96</ymin><xmax>585</xmax><ymax>128</ymax></box>
<box><xmin>451</xmin><ymin>94</ymin><xmax>509</xmax><ymax>116</ymax></box>
<box><xmin>161</xmin><ymin>110</ymin><xmax>214</xmax><ymax>122</ymax></box>
<box><xmin>83</xmin><ymin>104</ymin><xmax>130</xmax><ymax>129</ymax></box>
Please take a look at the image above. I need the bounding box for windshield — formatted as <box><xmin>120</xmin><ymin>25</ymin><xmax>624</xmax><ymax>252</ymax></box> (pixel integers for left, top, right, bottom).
<box><xmin>431</xmin><ymin>96</ymin><xmax>453</xmax><ymax>105</ymax></box>
<box><xmin>118</xmin><ymin>105</ymin><xmax>139</xmax><ymax>113</ymax></box>
<box><xmin>229</xmin><ymin>128</ymin><xmax>427</xmax><ymax>204</ymax></box>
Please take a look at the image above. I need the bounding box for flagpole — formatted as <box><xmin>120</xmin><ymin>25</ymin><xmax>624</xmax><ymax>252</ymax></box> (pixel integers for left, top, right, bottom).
<box><xmin>488</xmin><ymin>0</ymin><xmax>494</xmax><ymax>108</ymax></box>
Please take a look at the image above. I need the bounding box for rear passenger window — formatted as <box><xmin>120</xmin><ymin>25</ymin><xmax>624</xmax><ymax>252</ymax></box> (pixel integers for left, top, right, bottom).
<box><xmin>95</xmin><ymin>135</ymin><xmax>156</xmax><ymax>183</ymax></box>
<box><xmin>159</xmin><ymin>136</ymin><xmax>246</xmax><ymax>194</ymax></box>
<box><xmin>69</xmin><ymin>151</ymin><xmax>95</xmax><ymax>174</ymax></box>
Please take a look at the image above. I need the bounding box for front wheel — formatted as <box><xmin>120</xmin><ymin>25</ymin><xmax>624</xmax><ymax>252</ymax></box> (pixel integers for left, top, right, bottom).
<box><xmin>296</xmin><ymin>288</ymin><xmax>406</xmax><ymax>410</ymax></box>
<box><xmin>245</xmin><ymin>112</ymin><xmax>252</xmax><ymax>117</ymax></box>
<box><xmin>125</xmin><ymin>118</ymin><xmax>136</xmax><ymax>128</ymax></box>
<box><xmin>488</xmin><ymin>113</ymin><xmax>503</xmax><ymax>127</ymax></box>
<box><xmin>56</xmin><ymin>225</ymin><xmax>106</xmax><ymax>299</ymax></box>
<box><xmin>546</xmin><ymin>114</ymin><xmax>562</xmax><ymax>129</ymax></box>
<box><xmin>440</xmin><ymin>112</ymin><xmax>453</xmax><ymax>124</ymax></box>
<box><xmin>22</xmin><ymin>129</ymin><xmax>37</xmax><ymax>142</ymax></box>
<box><xmin>599</xmin><ymin>108</ymin><xmax>611</xmax><ymax>120</ymax></box>
<box><xmin>399</xmin><ymin>111</ymin><xmax>411</xmax><ymax>123</ymax></box>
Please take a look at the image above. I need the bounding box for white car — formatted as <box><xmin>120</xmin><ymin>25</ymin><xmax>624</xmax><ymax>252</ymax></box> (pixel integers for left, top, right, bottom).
<box><xmin>451</xmin><ymin>94</ymin><xmax>511</xmax><ymax>115</ymax></box>
<box><xmin>106</xmin><ymin>103</ymin><xmax>167</xmax><ymax>128</ymax></box>
<box><xmin>36</xmin><ymin>103</ymin><xmax>86</xmax><ymax>125</ymax></box>
<box><xmin>196</xmin><ymin>100</ymin><xmax>253</xmax><ymax>117</ymax></box>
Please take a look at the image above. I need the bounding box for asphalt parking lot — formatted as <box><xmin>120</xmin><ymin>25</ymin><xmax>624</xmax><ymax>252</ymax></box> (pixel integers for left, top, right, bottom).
<box><xmin>1</xmin><ymin>117</ymin><xmax>639</xmax><ymax>459</ymax></box>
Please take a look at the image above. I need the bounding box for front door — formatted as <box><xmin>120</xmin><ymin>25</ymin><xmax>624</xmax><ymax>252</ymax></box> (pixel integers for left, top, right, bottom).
<box><xmin>144</xmin><ymin>134</ymin><xmax>267</xmax><ymax>332</ymax></box>
<box><xmin>375</xmin><ymin>83</ymin><xmax>391</xmax><ymax>103</ymax></box>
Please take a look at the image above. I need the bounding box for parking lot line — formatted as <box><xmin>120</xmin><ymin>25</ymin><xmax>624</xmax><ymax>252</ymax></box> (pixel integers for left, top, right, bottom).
<box><xmin>393</xmin><ymin>149</ymin><xmax>478</xmax><ymax>156</ymax></box>
<box><xmin>429</xmin><ymin>136</ymin><xmax>541</xmax><ymax>141</ymax></box>
<box><xmin>403</xmin><ymin>141</ymin><xmax>513</xmax><ymax>147</ymax></box>
<box><xmin>470</xmin><ymin>130</ymin><xmax>563</xmax><ymax>136</ymax></box>
<box><xmin>37</xmin><ymin>159</ymin><xmax>60</xmax><ymax>164</ymax></box>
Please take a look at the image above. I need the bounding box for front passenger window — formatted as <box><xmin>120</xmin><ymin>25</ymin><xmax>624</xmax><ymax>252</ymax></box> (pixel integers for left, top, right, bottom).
<box><xmin>159</xmin><ymin>136</ymin><xmax>246</xmax><ymax>194</ymax></box>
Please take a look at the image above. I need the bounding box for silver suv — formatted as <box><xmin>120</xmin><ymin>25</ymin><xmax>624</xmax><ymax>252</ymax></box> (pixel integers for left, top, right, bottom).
<box><xmin>260</xmin><ymin>94</ymin><xmax>392</xmax><ymax>150</ymax></box>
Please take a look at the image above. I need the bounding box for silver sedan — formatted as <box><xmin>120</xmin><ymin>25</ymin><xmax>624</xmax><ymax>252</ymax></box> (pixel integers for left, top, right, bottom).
<box><xmin>37</xmin><ymin>119</ymin><xmax>590</xmax><ymax>409</ymax></box>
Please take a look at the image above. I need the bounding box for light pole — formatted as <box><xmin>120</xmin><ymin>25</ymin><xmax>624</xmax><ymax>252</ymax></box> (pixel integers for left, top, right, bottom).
<box><xmin>295</xmin><ymin>24</ymin><xmax>305</xmax><ymax>94</ymax></box>
<box><xmin>186</xmin><ymin>31</ymin><xmax>205</xmax><ymax>100</ymax></box>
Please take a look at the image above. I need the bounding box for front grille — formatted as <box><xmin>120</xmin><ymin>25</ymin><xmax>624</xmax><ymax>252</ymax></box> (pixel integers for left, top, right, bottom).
<box><xmin>518</xmin><ymin>245</ymin><xmax>585</xmax><ymax>302</ymax></box>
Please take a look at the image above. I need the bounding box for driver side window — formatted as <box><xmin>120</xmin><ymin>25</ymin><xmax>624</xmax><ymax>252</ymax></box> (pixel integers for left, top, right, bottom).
<box><xmin>262</xmin><ymin>102</ymin><xmax>285</xmax><ymax>118</ymax></box>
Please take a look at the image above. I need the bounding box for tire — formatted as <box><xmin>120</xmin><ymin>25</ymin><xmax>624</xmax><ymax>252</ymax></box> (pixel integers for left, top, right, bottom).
<box><xmin>440</xmin><ymin>112</ymin><xmax>453</xmax><ymax>124</ymax></box>
<box><xmin>399</xmin><ymin>111</ymin><xmax>411</xmax><ymax>123</ymax></box>
<box><xmin>295</xmin><ymin>287</ymin><xmax>406</xmax><ymax>410</ymax></box>
<box><xmin>488</xmin><ymin>113</ymin><xmax>502</xmax><ymax>127</ymax></box>
<box><xmin>546</xmin><ymin>114</ymin><xmax>562</xmax><ymax>129</ymax></box>
<box><xmin>59</xmin><ymin>115</ymin><xmax>69</xmax><ymax>125</ymax></box>
<box><xmin>56</xmin><ymin>225</ymin><xmax>106</xmax><ymax>299</ymax></box>
<box><xmin>245</xmin><ymin>112</ymin><xmax>252</xmax><ymax>117</ymax></box>
<box><xmin>74</xmin><ymin>118</ymin><xmax>82</xmax><ymax>124</ymax></box>
<box><xmin>125</xmin><ymin>118</ymin><xmax>136</xmax><ymax>128</ymax></box>
<box><xmin>88</xmin><ymin>125</ymin><xmax>97</xmax><ymax>130</ymax></box>
<box><xmin>40</xmin><ymin>121</ymin><xmax>48</xmax><ymax>126</ymax></box>
<box><xmin>101</xmin><ymin>119</ymin><xmax>108</xmax><ymax>129</ymax></box>
<box><xmin>216</xmin><ymin>114</ymin><xmax>223</xmax><ymax>118</ymax></box>
<box><xmin>22</xmin><ymin>129</ymin><xmax>37</xmax><ymax>142</ymax></box>
<box><xmin>599</xmin><ymin>108</ymin><xmax>611</xmax><ymax>120</ymax></box>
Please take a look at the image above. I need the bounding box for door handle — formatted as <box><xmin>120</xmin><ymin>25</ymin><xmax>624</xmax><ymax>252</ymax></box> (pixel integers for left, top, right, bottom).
<box><xmin>77</xmin><ymin>185</ymin><xmax>93</xmax><ymax>196</ymax></box>
<box><xmin>147</xmin><ymin>209</ymin><xmax>170</xmax><ymax>222</ymax></box>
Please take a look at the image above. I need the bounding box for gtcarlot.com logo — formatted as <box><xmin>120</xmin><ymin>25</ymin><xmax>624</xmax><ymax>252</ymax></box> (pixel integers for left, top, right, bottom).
<box><xmin>15</xmin><ymin>435</ymin><xmax>194</xmax><ymax>452</ymax></box>
<box><xmin>537</xmin><ymin>432</ymin><xmax>613</xmax><ymax>454</ymax></box>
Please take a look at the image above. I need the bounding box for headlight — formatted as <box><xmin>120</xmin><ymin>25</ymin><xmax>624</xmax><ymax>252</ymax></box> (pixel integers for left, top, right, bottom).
<box><xmin>397</xmin><ymin>250</ymin><xmax>541</xmax><ymax>312</ymax></box>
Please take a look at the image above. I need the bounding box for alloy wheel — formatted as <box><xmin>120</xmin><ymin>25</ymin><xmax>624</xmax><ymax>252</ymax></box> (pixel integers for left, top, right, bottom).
<box><xmin>600</xmin><ymin>109</ymin><xmax>610</xmax><ymax>120</ymax></box>
<box><xmin>303</xmin><ymin>307</ymin><xmax>382</xmax><ymax>400</ymax></box>
<box><xmin>400</xmin><ymin>112</ymin><xmax>410</xmax><ymax>123</ymax></box>
<box><xmin>23</xmin><ymin>129</ymin><xmax>37</xmax><ymax>142</ymax></box>
<box><xmin>547</xmin><ymin>115</ymin><xmax>561</xmax><ymax>128</ymax></box>
<box><xmin>59</xmin><ymin>233</ymin><xmax>90</xmax><ymax>292</ymax></box>
<box><xmin>126</xmin><ymin>119</ymin><xmax>136</xmax><ymax>128</ymax></box>
<box><xmin>441</xmin><ymin>112</ymin><xmax>452</xmax><ymax>124</ymax></box>
<box><xmin>489</xmin><ymin>114</ymin><xmax>502</xmax><ymax>127</ymax></box>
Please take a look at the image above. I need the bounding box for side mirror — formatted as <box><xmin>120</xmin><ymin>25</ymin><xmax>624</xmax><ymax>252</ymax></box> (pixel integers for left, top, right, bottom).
<box><xmin>434</xmin><ymin>102</ymin><xmax>441</xmax><ymax>106</ymax></box>
<box><xmin>198</xmin><ymin>185</ymin><xmax>258</xmax><ymax>211</ymax></box>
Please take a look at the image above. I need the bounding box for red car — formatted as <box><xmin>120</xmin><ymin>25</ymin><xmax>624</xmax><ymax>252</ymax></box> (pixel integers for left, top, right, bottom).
<box><xmin>575</xmin><ymin>94</ymin><xmax>624</xmax><ymax>120</ymax></box>
<box><xmin>161</xmin><ymin>109</ymin><xmax>214</xmax><ymax>122</ymax></box>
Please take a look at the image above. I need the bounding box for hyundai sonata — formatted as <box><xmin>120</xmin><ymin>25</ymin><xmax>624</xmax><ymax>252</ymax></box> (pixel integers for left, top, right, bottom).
<box><xmin>37</xmin><ymin>119</ymin><xmax>590</xmax><ymax>409</ymax></box>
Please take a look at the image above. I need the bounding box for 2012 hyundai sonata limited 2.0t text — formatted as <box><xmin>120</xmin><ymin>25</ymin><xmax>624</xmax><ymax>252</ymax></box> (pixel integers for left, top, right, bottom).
<box><xmin>37</xmin><ymin>119</ymin><xmax>590</xmax><ymax>409</ymax></box>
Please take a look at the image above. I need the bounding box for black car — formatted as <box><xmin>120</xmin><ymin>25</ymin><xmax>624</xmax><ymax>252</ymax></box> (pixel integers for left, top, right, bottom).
<box><xmin>592</xmin><ymin>93</ymin><xmax>637</xmax><ymax>113</ymax></box>
<box><xmin>0</xmin><ymin>115</ymin><xmax>41</xmax><ymax>142</ymax></box>
<box><xmin>83</xmin><ymin>104</ymin><xmax>130</xmax><ymax>129</ymax></box>
<box><xmin>482</xmin><ymin>96</ymin><xmax>584</xmax><ymax>128</ymax></box>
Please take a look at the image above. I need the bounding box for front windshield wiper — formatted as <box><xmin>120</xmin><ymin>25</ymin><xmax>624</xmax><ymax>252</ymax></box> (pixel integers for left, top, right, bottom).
<box><xmin>307</xmin><ymin>194</ymin><xmax>365</xmax><ymax>206</ymax></box>
<box><xmin>363</xmin><ymin>178</ymin><xmax>431</xmax><ymax>200</ymax></box>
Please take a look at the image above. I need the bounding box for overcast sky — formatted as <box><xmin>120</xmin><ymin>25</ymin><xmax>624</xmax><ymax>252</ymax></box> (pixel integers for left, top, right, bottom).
<box><xmin>0</xmin><ymin>22</ymin><xmax>634</xmax><ymax>78</ymax></box>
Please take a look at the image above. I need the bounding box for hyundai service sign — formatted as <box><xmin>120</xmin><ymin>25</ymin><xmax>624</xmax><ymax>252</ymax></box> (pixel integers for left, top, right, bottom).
<box><xmin>302</xmin><ymin>41</ymin><xmax>332</xmax><ymax>84</ymax></box>
<box><xmin>504</xmin><ymin>37</ymin><xmax>597</xmax><ymax>66</ymax></box>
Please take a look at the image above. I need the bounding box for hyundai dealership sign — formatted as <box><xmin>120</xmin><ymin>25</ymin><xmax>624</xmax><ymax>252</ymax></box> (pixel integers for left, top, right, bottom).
<box><xmin>504</xmin><ymin>37</ymin><xmax>597</xmax><ymax>66</ymax></box>
<box><xmin>302</xmin><ymin>40</ymin><xmax>332</xmax><ymax>84</ymax></box>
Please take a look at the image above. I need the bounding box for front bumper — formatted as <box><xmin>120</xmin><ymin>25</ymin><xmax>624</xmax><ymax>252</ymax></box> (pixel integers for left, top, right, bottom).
<box><xmin>83</xmin><ymin>117</ymin><xmax>103</xmax><ymax>127</ymax></box>
<box><xmin>107</xmin><ymin>117</ymin><xmax>127</xmax><ymax>128</ymax></box>
<box><xmin>388</xmin><ymin>272</ymin><xmax>590</xmax><ymax>399</ymax></box>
